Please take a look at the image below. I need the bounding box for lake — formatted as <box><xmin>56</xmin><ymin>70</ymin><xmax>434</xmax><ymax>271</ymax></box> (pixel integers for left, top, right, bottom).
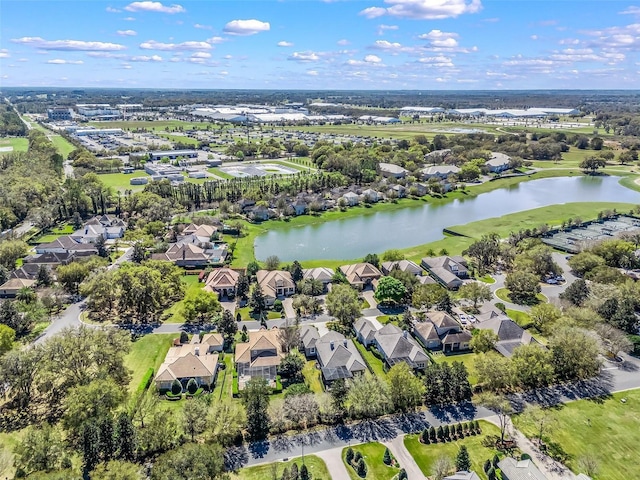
<box><xmin>254</xmin><ymin>176</ymin><xmax>640</xmax><ymax>261</ymax></box>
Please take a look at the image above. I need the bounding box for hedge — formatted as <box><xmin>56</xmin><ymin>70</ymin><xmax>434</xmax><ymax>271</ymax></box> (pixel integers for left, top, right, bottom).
<box><xmin>272</xmin><ymin>375</ymin><xmax>283</xmax><ymax>394</ymax></box>
<box><xmin>136</xmin><ymin>368</ymin><xmax>154</xmax><ymax>395</ymax></box>
<box><xmin>232</xmin><ymin>369</ymin><xmax>239</xmax><ymax>397</ymax></box>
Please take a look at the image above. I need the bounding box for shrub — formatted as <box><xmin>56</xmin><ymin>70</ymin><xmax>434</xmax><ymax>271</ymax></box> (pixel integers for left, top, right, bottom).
<box><xmin>356</xmin><ymin>458</ymin><xmax>367</xmax><ymax>478</ymax></box>
<box><xmin>273</xmin><ymin>299</ymin><xmax>283</xmax><ymax>312</ymax></box>
<box><xmin>179</xmin><ymin>331</ymin><xmax>189</xmax><ymax>344</ymax></box>
<box><xmin>354</xmin><ymin>451</ymin><xmax>362</xmax><ymax>463</ymax></box>
<box><xmin>272</xmin><ymin>376</ymin><xmax>283</xmax><ymax>394</ymax></box>
<box><xmin>346</xmin><ymin>447</ymin><xmax>354</xmax><ymax>464</ymax></box>
<box><xmin>398</xmin><ymin>468</ymin><xmax>407</xmax><ymax>480</ymax></box>
<box><xmin>492</xmin><ymin>454</ymin><xmax>500</xmax><ymax>468</ymax></box>
<box><xmin>456</xmin><ymin>423</ymin><xmax>463</xmax><ymax>438</ymax></box>
<box><xmin>285</xmin><ymin>383</ymin><xmax>311</xmax><ymax>398</ymax></box>
<box><xmin>495</xmin><ymin>302</ymin><xmax>506</xmax><ymax>313</ymax></box>
<box><xmin>383</xmin><ymin>447</ymin><xmax>391</xmax><ymax>465</ymax></box>
<box><xmin>484</xmin><ymin>459</ymin><xmax>491</xmax><ymax>473</ymax></box>
<box><xmin>487</xmin><ymin>467</ymin><xmax>496</xmax><ymax>480</ymax></box>
<box><xmin>171</xmin><ymin>379</ymin><xmax>182</xmax><ymax>395</ymax></box>
<box><xmin>443</xmin><ymin>424</ymin><xmax>450</xmax><ymax>440</ymax></box>
<box><xmin>232</xmin><ymin>374</ymin><xmax>239</xmax><ymax>397</ymax></box>
<box><xmin>429</xmin><ymin>426</ymin><xmax>437</xmax><ymax>443</ymax></box>
<box><xmin>186</xmin><ymin>378</ymin><xmax>198</xmax><ymax>394</ymax></box>
<box><xmin>136</xmin><ymin>368</ymin><xmax>154</xmax><ymax>395</ymax></box>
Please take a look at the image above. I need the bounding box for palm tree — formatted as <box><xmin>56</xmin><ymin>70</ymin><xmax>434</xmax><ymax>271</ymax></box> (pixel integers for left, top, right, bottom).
<box><xmin>16</xmin><ymin>287</ymin><xmax>37</xmax><ymax>304</ymax></box>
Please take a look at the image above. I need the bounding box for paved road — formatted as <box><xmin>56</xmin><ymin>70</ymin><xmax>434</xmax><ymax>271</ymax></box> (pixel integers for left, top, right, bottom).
<box><xmin>383</xmin><ymin>436</ymin><xmax>424</xmax><ymax>479</ymax></box>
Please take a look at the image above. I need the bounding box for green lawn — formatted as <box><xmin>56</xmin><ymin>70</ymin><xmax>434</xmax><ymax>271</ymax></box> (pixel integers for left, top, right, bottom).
<box><xmin>302</xmin><ymin>360</ymin><xmax>324</xmax><ymax>394</ymax></box>
<box><xmin>513</xmin><ymin>389</ymin><xmax>640</xmax><ymax>479</ymax></box>
<box><xmin>230</xmin><ymin>455</ymin><xmax>330</xmax><ymax>480</ymax></box>
<box><xmin>0</xmin><ymin>136</ymin><xmax>28</xmax><ymax>153</ymax></box>
<box><xmin>212</xmin><ymin>354</ymin><xmax>234</xmax><ymax>400</ymax></box>
<box><xmin>342</xmin><ymin>442</ymin><xmax>399</xmax><ymax>480</ymax></box>
<box><xmin>476</xmin><ymin>274</ymin><xmax>495</xmax><ymax>284</ymax></box>
<box><xmin>124</xmin><ymin>333</ymin><xmax>175</xmax><ymax>393</ymax></box>
<box><xmin>505</xmin><ymin>309</ymin><xmax>532</xmax><ymax>327</ymax></box>
<box><xmin>98</xmin><ymin>172</ymin><xmax>151</xmax><ymax>191</ymax></box>
<box><xmin>208</xmin><ymin>167</ymin><xmax>236</xmax><ymax>179</ymax></box>
<box><xmin>404</xmin><ymin>420</ymin><xmax>505</xmax><ymax>480</ymax></box>
<box><xmin>432</xmin><ymin>351</ymin><xmax>478</xmax><ymax>385</ymax></box>
<box><xmin>495</xmin><ymin>288</ymin><xmax>547</xmax><ymax>305</ymax></box>
<box><xmin>235</xmin><ymin>305</ymin><xmax>281</xmax><ymax>321</ymax></box>
<box><xmin>354</xmin><ymin>341</ymin><xmax>386</xmax><ymax>378</ymax></box>
<box><xmin>32</xmin><ymin>224</ymin><xmax>74</xmax><ymax>244</ymax></box>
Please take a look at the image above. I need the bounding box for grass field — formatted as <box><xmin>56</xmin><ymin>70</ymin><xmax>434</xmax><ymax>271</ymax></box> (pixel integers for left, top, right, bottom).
<box><xmin>404</xmin><ymin>420</ymin><xmax>504</xmax><ymax>480</ymax></box>
<box><xmin>230</xmin><ymin>455</ymin><xmax>330</xmax><ymax>480</ymax></box>
<box><xmin>513</xmin><ymin>389</ymin><xmax>640</xmax><ymax>479</ymax></box>
<box><xmin>124</xmin><ymin>333</ymin><xmax>175</xmax><ymax>393</ymax></box>
<box><xmin>302</xmin><ymin>360</ymin><xmax>324</xmax><ymax>394</ymax></box>
<box><xmin>212</xmin><ymin>354</ymin><xmax>234</xmax><ymax>400</ymax></box>
<box><xmin>32</xmin><ymin>224</ymin><xmax>74</xmax><ymax>244</ymax></box>
<box><xmin>0</xmin><ymin>136</ymin><xmax>28</xmax><ymax>153</ymax></box>
<box><xmin>97</xmin><ymin>171</ymin><xmax>210</xmax><ymax>191</ymax></box>
<box><xmin>164</xmin><ymin>274</ymin><xmax>203</xmax><ymax>323</ymax></box>
<box><xmin>495</xmin><ymin>288</ymin><xmax>547</xmax><ymax>305</ymax></box>
<box><xmin>432</xmin><ymin>351</ymin><xmax>479</xmax><ymax>385</ymax></box>
<box><xmin>342</xmin><ymin>442</ymin><xmax>399</xmax><ymax>480</ymax></box>
<box><xmin>354</xmin><ymin>342</ymin><xmax>386</xmax><ymax>378</ymax></box>
<box><xmin>157</xmin><ymin>133</ymin><xmax>200</xmax><ymax>145</ymax></box>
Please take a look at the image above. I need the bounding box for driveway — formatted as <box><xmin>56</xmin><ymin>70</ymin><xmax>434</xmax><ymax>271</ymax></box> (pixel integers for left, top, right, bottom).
<box><xmin>382</xmin><ymin>436</ymin><xmax>425</xmax><ymax>479</ymax></box>
<box><xmin>315</xmin><ymin>447</ymin><xmax>351</xmax><ymax>480</ymax></box>
<box><xmin>361</xmin><ymin>290</ymin><xmax>378</xmax><ymax>309</ymax></box>
<box><xmin>282</xmin><ymin>297</ymin><xmax>296</xmax><ymax>319</ymax></box>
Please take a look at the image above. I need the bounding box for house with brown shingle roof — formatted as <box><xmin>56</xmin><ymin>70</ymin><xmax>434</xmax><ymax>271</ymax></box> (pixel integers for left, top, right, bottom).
<box><xmin>413</xmin><ymin>311</ymin><xmax>471</xmax><ymax>352</ymax></box>
<box><xmin>204</xmin><ymin>268</ymin><xmax>240</xmax><ymax>298</ymax></box>
<box><xmin>302</xmin><ymin>267</ymin><xmax>334</xmax><ymax>293</ymax></box>
<box><xmin>0</xmin><ymin>278</ymin><xmax>37</xmax><ymax>298</ymax></box>
<box><xmin>256</xmin><ymin>270</ymin><xmax>295</xmax><ymax>306</ymax></box>
<box><xmin>339</xmin><ymin>262</ymin><xmax>382</xmax><ymax>289</ymax></box>
<box><xmin>179</xmin><ymin>223</ymin><xmax>217</xmax><ymax>245</ymax></box>
<box><xmin>200</xmin><ymin>333</ymin><xmax>224</xmax><ymax>353</ymax></box>
<box><xmin>155</xmin><ymin>343</ymin><xmax>219</xmax><ymax>391</ymax></box>
<box><xmin>235</xmin><ymin>329</ymin><xmax>284</xmax><ymax>386</ymax></box>
<box><xmin>152</xmin><ymin>243</ymin><xmax>211</xmax><ymax>268</ymax></box>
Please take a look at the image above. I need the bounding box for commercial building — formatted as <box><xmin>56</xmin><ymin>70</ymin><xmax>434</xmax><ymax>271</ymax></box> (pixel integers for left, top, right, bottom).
<box><xmin>149</xmin><ymin>150</ymin><xmax>198</xmax><ymax>161</ymax></box>
<box><xmin>47</xmin><ymin>107</ymin><xmax>72</xmax><ymax>121</ymax></box>
<box><xmin>76</xmin><ymin>104</ymin><xmax>121</xmax><ymax>120</ymax></box>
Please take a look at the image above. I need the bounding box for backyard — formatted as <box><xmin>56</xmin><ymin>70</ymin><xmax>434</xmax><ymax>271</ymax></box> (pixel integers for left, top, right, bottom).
<box><xmin>124</xmin><ymin>333</ymin><xmax>175</xmax><ymax>394</ymax></box>
<box><xmin>513</xmin><ymin>389</ymin><xmax>640</xmax><ymax>479</ymax></box>
<box><xmin>404</xmin><ymin>420</ymin><xmax>505</xmax><ymax>480</ymax></box>
<box><xmin>342</xmin><ymin>442</ymin><xmax>400</xmax><ymax>480</ymax></box>
<box><xmin>432</xmin><ymin>351</ymin><xmax>479</xmax><ymax>385</ymax></box>
<box><xmin>354</xmin><ymin>341</ymin><xmax>386</xmax><ymax>378</ymax></box>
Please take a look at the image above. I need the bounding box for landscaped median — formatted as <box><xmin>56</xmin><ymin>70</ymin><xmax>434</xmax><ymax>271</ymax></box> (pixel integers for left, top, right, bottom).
<box><xmin>230</xmin><ymin>455</ymin><xmax>330</xmax><ymax>480</ymax></box>
<box><xmin>343</xmin><ymin>442</ymin><xmax>401</xmax><ymax>480</ymax></box>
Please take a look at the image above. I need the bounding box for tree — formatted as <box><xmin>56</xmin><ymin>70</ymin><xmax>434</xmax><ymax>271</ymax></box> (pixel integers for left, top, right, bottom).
<box><xmin>246</xmin><ymin>260</ymin><xmax>260</xmax><ymax>278</ymax></box>
<box><xmin>289</xmin><ymin>260</ymin><xmax>304</xmax><ymax>282</ymax></box>
<box><xmin>218</xmin><ymin>309</ymin><xmax>238</xmax><ymax>344</ymax></box>
<box><xmin>383</xmin><ymin>447</ymin><xmax>392</xmax><ymax>465</ymax></box>
<box><xmin>278</xmin><ymin>351</ymin><xmax>305</xmax><ymax>382</ymax></box>
<box><xmin>374</xmin><ymin>276</ymin><xmax>407</xmax><ymax>305</ymax></box>
<box><xmin>182</xmin><ymin>398</ymin><xmax>209</xmax><ymax>442</ymax></box>
<box><xmin>511</xmin><ymin>344</ymin><xmax>555</xmax><ymax>388</ymax></box>
<box><xmin>277</xmin><ymin>318</ymin><xmax>300</xmax><ymax>352</ymax></box>
<box><xmin>458</xmin><ymin>282</ymin><xmax>492</xmax><ymax>309</ymax></box>
<box><xmin>363</xmin><ymin>253</ymin><xmax>380</xmax><ymax>268</ymax></box>
<box><xmin>475</xmin><ymin>353</ymin><xmax>513</xmax><ymax>391</ymax></box>
<box><xmin>549</xmin><ymin>327</ymin><xmax>602</xmax><ymax>381</ymax></box>
<box><xmin>522</xmin><ymin>405</ymin><xmax>558</xmax><ymax>446</ymax></box>
<box><xmin>0</xmin><ymin>239</ymin><xmax>28</xmax><ymax>270</ymax></box>
<box><xmin>382</xmin><ymin>249</ymin><xmax>405</xmax><ymax>261</ymax></box>
<box><xmin>326</xmin><ymin>284</ymin><xmax>361</xmax><ymax>328</ymax></box>
<box><xmin>207</xmin><ymin>399</ymin><xmax>246</xmax><ymax>447</ymax></box>
<box><xmin>590</xmin><ymin>136</ymin><xmax>604</xmax><ymax>150</ymax></box>
<box><xmin>455</xmin><ymin>446</ymin><xmax>471</xmax><ymax>471</ymax></box>
<box><xmin>283</xmin><ymin>393</ymin><xmax>319</xmax><ymax>429</ymax></box>
<box><xmin>412</xmin><ymin>283</ymin><xmax>451</xmax><ymax>311</ymax></box>
<box><xmin>432</xmin><ymin>456</ymin><xmax>453</xmax><ymax>480</ymax></box>
<box><xmin>182</xmin><ymin>288</ymin><xmax>221</xmax><ymax>324</ymax></box>
<box><xmin>504</xmin><ymin>271</ymin><xmax>540</xmax><ymax>305</ymax></box>
<box><xmin>151</xmin><ymin>443</ymin><xmax>227</xmax><ymax>480</ymax></box>
<box><xmin>0</xmin><ymin>324</ymin><xmax>15</xmax><ymax>355</ymax></box>
<box><xmin>479</xmin><ymin>393</ymin><xmax>512</xmax><ymax>443</ymax></box>
<box><xmin>387</xmin><ymin>362</ymin><xmax>425</xmax><ymax>412</ymax></box>
<box><xmin>265</xmin><ymin>255</ymin><xmax>280</xmax><ymax>270</ymax></box>
<box><xmin>530</xmin><ymin>303</ymin><xmax>561</xmax><ymax>334</ymax></box>
<box><xmin>131</xmin><ymin>241</ymin><xmax>147</xmax><ymax>263</ymax></box>
<box><xmin>91</xmin><ymin>460</ymin><xmax>143</xmax><ymax>480</ymax></box>
<box><xmin>115</xmin><ymin>412</ymin><xmax>137</xmax><ymax>462</ymax></box>
<box><xmin>595</xmin><ymin>323</ymin><xmax>633</xmax><ymax>358</ymax></box>
<box><xmin>14</xmin><ymin>423</ymin><xmax>67</xmax><ymax>476</ymax></box>
<box><xmin>297</xmin><ymin>278</ymin><xmax>324</xmax><ymax>296</ymax></box>
<box><xmin>243</xmin><ymin>377</ymin><xmax>271</xmax><ymax>441</ymax></box>
<box><xmin>463</xmin><ymin>234</ymin><xmax>500</xmax><ymax>274</ymax></box>
<box><xmin>36</xmin><ymin>264</ymin><xmax>53</xmax><ymax>287</ymax></box>
<box><xmin>577</xmin><ymin>455</ymin><xmax>600</xmax><ymax>478</ymax></box>
<box><xmin>249</xmin><ymin>284</ymin><xmax>266</xmax><ymax>317</ymax></box>
<box><xmin>346</xmin><ymin>373</ymin><xmax>391</xmax><ymax>419</ymax></box>
<box><xmin>56</xmin><ymin>261</ymin><xmax>90</xmax><ymax>295</ymax></box>
<box><xmin>236</xmin><ymin>272</ymin><xmax>250</xmax><ymax>299</ymax></box>
<box><xmin>579</xmin><ymin>156</ymin><xmax>606</xmax><ymax>173</ymax></box>
<box><xmin>82</xmin><ymin>421</ymin><xmax>101</xmax><ymax>473</ymax></box>
<box><xmin>470</xmin><ymin>329</ymin><xmax>498</xmax><ymax>353</ymax></box>
<box><xmin>568</xmin><ymin>252</ymin><xmax>605</xmax><ymax>277</ymax></box>
<box><xmin>0</xmin><ymin>345</ymin><xmax>43</xmax><ymax>409</ymax></box>
<box><xmin>560</xmin><ymin>278</ymin><xmax>589</xmax><ymax>306</ymax></box>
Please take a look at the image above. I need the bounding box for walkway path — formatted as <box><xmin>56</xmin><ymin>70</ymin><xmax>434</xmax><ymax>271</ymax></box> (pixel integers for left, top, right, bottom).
<box><xmin>315</xmin><ymin>447</ymin><xmax>351</xmax><ymax>480</ymax></box>
<box><xmin>382</xmin><ymin>436</ymin><xmax>425</xmax><ymax>480</ymax></box>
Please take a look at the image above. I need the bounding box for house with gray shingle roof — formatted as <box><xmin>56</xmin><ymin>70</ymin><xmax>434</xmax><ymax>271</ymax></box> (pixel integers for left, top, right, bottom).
<box><xmin>381</xmin><ymin>259</ymin><xmax>422</xmax><ymax>276</ymax></box>
<box><xmin>444</xmin><ymin>472</ymin><xmax>481</xmax><ymax>480</ymax></box>
<box><xmin>315</xmin><ymin>331</ymin><xmax>367</xmax><ymax>385</ymax></box>
<box><xmin>299</xmin><ymin>324</ymin><xmax>321</xmax><ymax>357</ymax></box>
<box><xmin>476</xmin><ymin>315</ymin><xmax>540</xmax><ymax>357</ymax></box>
<box><xmin>373</xmin><ymin>323</ymin><xmax>429</xmax><ymax>370</ymax></box>
<box><xmin>498</xmin><ymin>458</ymin><xmax>548</xmax><ymax>480</ymax></box>
<box><xmin>421</xmin><ymin>256</ymin><xmax>469</xmax><ymax>289</ymax></box>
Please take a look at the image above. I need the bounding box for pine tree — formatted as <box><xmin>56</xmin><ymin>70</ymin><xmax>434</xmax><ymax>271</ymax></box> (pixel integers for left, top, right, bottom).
<box><xmin>115</xmin><ymin>412</ymin><xmax>137</xmax><ymax>462</ymax></box>
<box><xmin>437</xmin><ymin>425</ymin><xmax>444</xmax><ymax>441</ymax></box>
<box><xmin>443</xmin><ymin>424</ymin><xmax>450</xmax><ymax>440</ymax></box>
<box><xmin>429</xmin><ymin>426</ymin><xmax>437</xmax><ymax>443</ymax></box>
<box><xmin>356</xmin><ymin>458</ymin><xmax>367</xmax><ymax>478</ymax></box>
<box><xmin>383</xmin><ymin>447</ymin><xmax>392</xmax><ymax>465</ymax></box>
<box><xmin>398</xmin><ymin>468</ymin><xmax>407</xmax><ymax>480</ymax></box>
<box><xmin>299</xmin><ymin>464</ymin><xmax>310</xmax><ymax>480</ymax></box>
<box><xmin>484</xmin><ymin>459</ymin><xmax>491</xmax><ymax>473</ymax></box>
<box><xmin>82</xmin><ymin>421</ymin><xmax>101</xmax><ymax>473</ymax></box>
<box><xmin>492</xmin><ymin>454</ymin><xmax>500</xmax><ymax>468</ymax></box>
<box><xmin>346</xmin><ymin>447</ymin><xmax>354</xmax><ymax>465</ymax></box>
<box><xmin>249</xmin><ymin>284</ymin><xmax>266</xmax><ymax>316</ymax></box>
<box><xmin>456</xmin><ymin>445</ymin><xmax>472</xmax><ymax>471</ymax></box>
<box><xmin>243</xmin><ymin>377</ymin><xmax>271</xmax><ymax>441</ymax></box>
<box><xmin>290</xmin><ymin>463</ymin><xmax>299</xmax><ymax>480</ymax></box>
<box><xmin>36</xmin><ymin>264</ymin><xmax>52</xmax><ymax>287</ymax></box>
<box><xmin>456</xmin><ymin>423</ymin><xmax>463</xmax><ymax>438</ymax></box>
<box><xmin>98</xmin><ymin>416</ymin><xmax>116</xmax><ymax>461</ymax></box>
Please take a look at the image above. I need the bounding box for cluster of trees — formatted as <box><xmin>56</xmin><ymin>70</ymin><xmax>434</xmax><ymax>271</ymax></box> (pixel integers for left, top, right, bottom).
<box><xmin>80</xmin><ymin>260</ymin><xmax>184</xmax><ymax>323</ymax></box>
<box><xmin>0</xmin><ymin>104</ymin><xmax>27</xmax><ymax>136</ymax></box>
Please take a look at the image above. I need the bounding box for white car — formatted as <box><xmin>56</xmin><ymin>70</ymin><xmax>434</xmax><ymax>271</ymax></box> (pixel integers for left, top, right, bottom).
<box><xmin>459</xmin><ymin>314</ymin><xmax>468</xmax><ymax>325</ymax></box>
<box><xmin>546</xmin><ymin>278</ymin><xmax>558</xmax><ymax>284</ymax></box>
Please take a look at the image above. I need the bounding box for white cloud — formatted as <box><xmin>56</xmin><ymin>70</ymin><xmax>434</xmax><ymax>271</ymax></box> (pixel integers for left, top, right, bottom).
<box><xmin>46</xmin><ymin>59</ymin><xmax>84</xmax><ymax>64</ymax></box>
<box><xmin>377</xmin><ymin>24</ymin><xmax>399</xmax><ymax>35</ymax></box>
<box><xmin>418</xmin><ymin>55</ymin><xmax>454</xmax><ymax>66</ymax></box>
<box><xmin>531</xmin><ymin>34</ymin><xmax>538</xmax><ymax>40</ymax></box>
<box><xmin>418</xmin><ymin>29</ymin><xmax>459</xmax><ymax>47</ymax></box>
<box><xmin>106</xmin><ymin>6</ymin><xmax>121</xmax><ymax>12</ymax></box>
<box><xmin>620</xmin><ymin>6</ymin><xmax>640</xmax><ymax>15</ymax></box>
<box><xmin>278</xmin><ymin>41</ymin><xmax>294</xmax><ymax>47</ymax></box>
<box><xmin>117</xmin><ymin>30</ymin><xmax>137</xmax><ymax>36</ymax></box>
<box><xmin>360</xmin><ymin>0</ymin><xmax>482</xmax><ymax>20</ymax></box>
<box><xmin>306</xmin><ymin>70</ymin><xmax>319</xmax><ymax>76</ymax></box>
<box><xmin>206</xmin><ymin>36</ymin><xmax>226</xmax><ymax>44</ymax></box>
<box><xmin>130</xmin><ymin>54</ymin><xmax>163</xmax><ymax>62</ymax></box>
<box><xmin>337</xmin><ymin>39</ymin><xmax>350</xmax><ymax>46</ymax></box>
<box><xmin>288</xmin><ymin>51</ymin><xmax>320</xmax><ymax>62</ymax></box>
<box><xmin>11</xmin><ymin>37</ymin><xmax>127</xmax><ymax>51</ymax></box>
<box><xmin>223</xmin><ymin>19</ymin><xmax>270</xmax><ymax>36</ymax></box>
<box><xmin>364</xmin><ymin>54</ymin><xmax>383</xmax><ymax>63</ymax></box>
<box><xmin>0</xmin><ymin>49</ymin><xmax>9</xmax><ymax>58</ymax></box>
<box><xmin>121</xmin><ymin>63</ymin><xmax>133</xmax><ymax>69</ymax></box>
<box><xmin>191</xmin><ymin>51</ymin><xmax>211</xmax><ymax>59</ymax></box>
<box><xmin>194</xmin><ymin>23</ymin><xmax>212</xmax><ymax>30</ymax></box>
<box><xmin>140</xmin><ymin>40</ymin><xmax>213</xmax><ymax>50</ymax></box>
<box><xmin>124</xmin><ymin>17</ymin><xmax>136</xmax><ymax>21</ymax></box>
<box><xmin>371</xmin><ymin>40</ymin><xmax>410</xmax><ymax>53</ymax></box>
<box><xmin>124</xmin><ymin>1</ymin><xmax>185</xmax><ymax>14</ymax></box>
<box><xmin>223</xmin><ymin>54</ymin><xmax>233</xmax><ymax>59</ymax></box>
<box><xmin>86</xmin><ymin>52</ymin><xmax>127</xmax><ymax>58</ymax></box>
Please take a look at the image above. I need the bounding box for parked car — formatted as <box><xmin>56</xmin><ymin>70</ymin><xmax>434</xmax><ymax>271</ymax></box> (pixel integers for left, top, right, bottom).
<box><xmin>546</xmin><ymin>278</ymin><xmax>558</xmax><ymax>284</ymax></box>
<box><xmin>556</xmin><ymin>275</ymin><xmax>565</xmax><ymax>282</ymax></box>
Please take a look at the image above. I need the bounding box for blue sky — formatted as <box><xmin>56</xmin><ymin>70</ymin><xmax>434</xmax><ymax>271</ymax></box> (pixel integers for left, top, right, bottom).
<box><xmin>1</xmin><ymin>0</ymin><xmax>639</xmax><ymax>89</ymax></box>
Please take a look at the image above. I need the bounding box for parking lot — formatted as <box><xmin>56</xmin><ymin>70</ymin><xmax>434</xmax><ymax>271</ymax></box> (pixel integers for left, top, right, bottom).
<box><xmin>218</xmin><ymin>162</ymin><xmax>299</xmax><ymax>178</ymax></box>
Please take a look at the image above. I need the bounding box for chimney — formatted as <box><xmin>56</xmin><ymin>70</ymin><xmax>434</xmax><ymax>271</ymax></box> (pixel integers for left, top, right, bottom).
<box><xmin>194</xmin><ymin>346</ymin><xmax>200</xmax><ymax>356</ymax></box>
<box><xmin>330</xmin><ymin>341</ymin><xmax>334</xmax><ymax>350</ymax></box>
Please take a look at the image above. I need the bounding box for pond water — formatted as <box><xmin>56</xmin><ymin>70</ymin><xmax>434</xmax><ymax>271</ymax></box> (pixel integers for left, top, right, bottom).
<box><xmin>254</xmin><ymin>176</ymin><xmax>640</xmax><ymax>262</ymax></box>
